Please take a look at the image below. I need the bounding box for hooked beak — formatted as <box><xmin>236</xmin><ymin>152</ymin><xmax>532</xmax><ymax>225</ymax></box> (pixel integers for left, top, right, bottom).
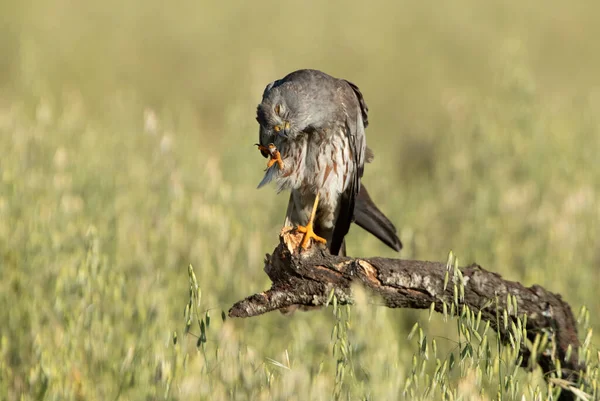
<box><xmin>279</xmin><ymin>121</ymin><xmax>291</xmax><ymax>138</ymax></box>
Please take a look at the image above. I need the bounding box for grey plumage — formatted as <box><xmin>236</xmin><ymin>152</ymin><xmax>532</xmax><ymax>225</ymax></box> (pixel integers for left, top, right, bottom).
<box><xmin>354</xmin><ymin>185</ymin><xmax>402</xmax><ymax>251</ymax></box>
<box><xmin>256</xmin><ymin>69</ymin><xmax>401</xmax><ymax>255</ymax></box>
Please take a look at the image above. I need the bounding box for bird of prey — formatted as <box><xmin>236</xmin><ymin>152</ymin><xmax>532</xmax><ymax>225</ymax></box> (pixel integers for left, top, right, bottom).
<box><xmin>255</xmin><ymin>69</ymin><xmax>402</xmax><ymax>255</ymax></box>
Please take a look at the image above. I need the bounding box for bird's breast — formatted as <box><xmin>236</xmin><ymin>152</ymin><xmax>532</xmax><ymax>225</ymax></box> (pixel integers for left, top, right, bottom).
<box><xmin>275</xmin><ymin>128</ymin><xmax>354</xmax><ymax>204</ymax></box>
<box><xmin>271</xmin><ymin>136</ymin><xmax>307</xmax><ymax>193</ymax></box>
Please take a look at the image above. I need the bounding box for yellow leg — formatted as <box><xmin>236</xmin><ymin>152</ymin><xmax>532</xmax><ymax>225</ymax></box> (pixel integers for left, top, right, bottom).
<box><xmin>296</xmin><ymin>193</ymin><xmax>327</xmax><ymax>249</ymax></box>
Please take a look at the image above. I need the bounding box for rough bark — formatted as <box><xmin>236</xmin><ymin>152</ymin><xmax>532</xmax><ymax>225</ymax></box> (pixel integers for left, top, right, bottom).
<box><xmin>229</xmin><ymin>228</ymin><xmax>585</xmax><ymax>401</ymax></box>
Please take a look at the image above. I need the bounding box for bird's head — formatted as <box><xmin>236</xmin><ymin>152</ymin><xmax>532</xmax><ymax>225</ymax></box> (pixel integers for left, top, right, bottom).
<box><xmin>256</xmin><ymin>100</ymin><xmax>293</xmax><ymax>142</ymax></box>
<box><xmin>256</xmin><ymin>97</ymin><xmax>295</xmax><ymax>145</ymax></box>
<box><xmin>256</xmin><ymin>82</ymin><xmax>316</xmax><ymax>149</ymax></box>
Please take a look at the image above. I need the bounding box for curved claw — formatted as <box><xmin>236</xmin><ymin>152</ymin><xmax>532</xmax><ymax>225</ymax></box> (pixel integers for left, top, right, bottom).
<box><xmin>255</xmin><ymin>143</ymin><xmax>270</xmax><ymax>158</ymax></box>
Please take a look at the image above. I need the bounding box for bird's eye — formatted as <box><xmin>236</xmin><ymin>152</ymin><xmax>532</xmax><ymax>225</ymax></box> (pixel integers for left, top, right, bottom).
<box><xmin>274</xmin><ymin>104</ymin><xmax>284</xmax><ymax>116</ymax></box>
<box><xmin>274</xmin><ymin>125</ymin><xmax>281</xmax><ymax>132</ymax></box>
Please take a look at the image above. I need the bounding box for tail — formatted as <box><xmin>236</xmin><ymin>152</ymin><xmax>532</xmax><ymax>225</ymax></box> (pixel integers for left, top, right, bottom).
<box><xmin>354</xmin><ymin>185</ymin><xmax>402</xmax><ymax>252</ymax></box>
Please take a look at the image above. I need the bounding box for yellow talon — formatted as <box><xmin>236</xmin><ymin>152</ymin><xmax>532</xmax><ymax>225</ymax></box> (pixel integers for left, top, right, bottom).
<box><xmin>296</xmin><ymin>222</ymin><xmax>327</xmax><ymax>250</ymax></box>
<box><xmin>295</xmin><ymin>192</ymin><xmax>327</xmax><ymax>250</ymax></box>
<box><xmin>266</xmin><ymin>146</ymin><xmax>284</xmax><ymax>170</ymax></box>
<box><xmin>256</xmin><ymin>143</ymin><xmax>284</xmax><ymax>170</ymax></box>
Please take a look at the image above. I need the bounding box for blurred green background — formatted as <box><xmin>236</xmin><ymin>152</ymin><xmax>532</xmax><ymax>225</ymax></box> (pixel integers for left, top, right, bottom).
<box><xmin>1</xmin><ymin>0</ymin><xmax>599</xmax><ymax>399</ymax></box>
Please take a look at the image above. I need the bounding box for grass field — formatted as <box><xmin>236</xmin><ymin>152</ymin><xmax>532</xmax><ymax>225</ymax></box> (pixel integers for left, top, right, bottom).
<box><xmin>1</xmin><ymin>1</ymin><xmax>599</xmax><ymax>400</ymax></box>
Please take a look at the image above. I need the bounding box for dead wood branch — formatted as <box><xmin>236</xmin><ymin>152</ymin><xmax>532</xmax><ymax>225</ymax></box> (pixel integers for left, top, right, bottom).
<box><xmin>229</xmin><ymin>228</ymin><xmax>585</xmax><ymax>401</ymax></box>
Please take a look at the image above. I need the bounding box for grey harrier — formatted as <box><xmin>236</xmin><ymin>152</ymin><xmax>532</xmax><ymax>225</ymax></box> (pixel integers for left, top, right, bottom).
<box><xmin>255</xmin><ymin>69</ymin><xmax>401</xmax><ymax>255</ymax></box>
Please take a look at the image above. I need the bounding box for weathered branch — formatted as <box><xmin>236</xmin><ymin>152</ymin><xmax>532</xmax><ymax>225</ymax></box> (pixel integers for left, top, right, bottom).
<box><xmin>229</xmin><ymin>228</ymin><xmax>585</xmax><ymax>401</ymax></box>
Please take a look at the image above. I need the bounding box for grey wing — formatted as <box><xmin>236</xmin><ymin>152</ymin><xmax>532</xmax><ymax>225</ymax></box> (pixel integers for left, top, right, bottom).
<box><xmin>343</xmin><ymin>79</ymin><xmax>369</xmax><ymax>128</ymax></box>
<box><xmin>329</xmin><ymin>83</ymin><xmax>368</xmax><ymax>255</ymax></box>
<box><xmin>342</xmin><ymin>79</ymin><xmax>368</xmax><ymax>177</ymax></box>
